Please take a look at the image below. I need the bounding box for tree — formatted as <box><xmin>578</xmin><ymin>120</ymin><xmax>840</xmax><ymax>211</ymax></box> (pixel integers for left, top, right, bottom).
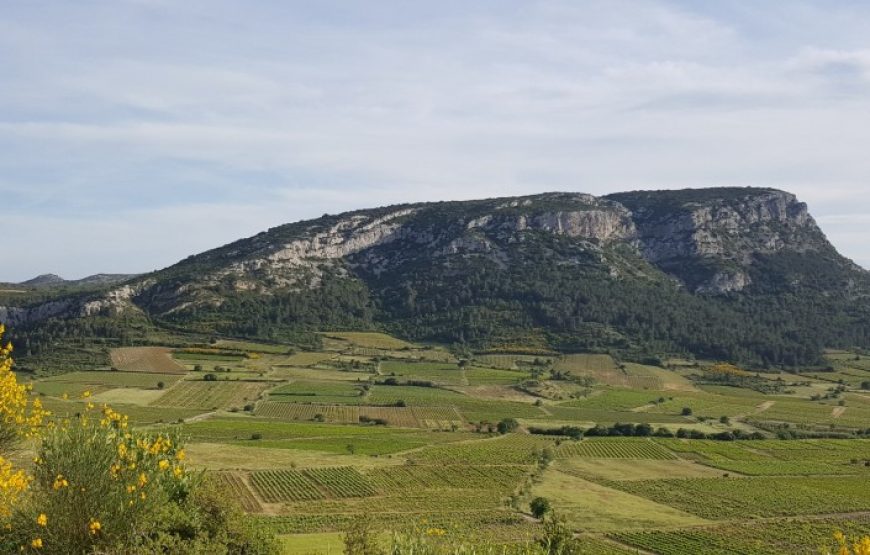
<box><xmin>530</xmin><ymin>497</ymin><xmax>551</xmax><ymax>519</ymax></box>
<box><xmin>681</xmin><ymin>407</ymin><xmax>693</xmax><ymax>416</ymax></box>
<box><xmin>156</xmin><ymin>381</ymin><xmax>165</xmax><ymax>390</ymax></box>
<box><xmin>497</xmin><ymin>418</ymin><xmax>519</xmax><ymax>434</ymax></box>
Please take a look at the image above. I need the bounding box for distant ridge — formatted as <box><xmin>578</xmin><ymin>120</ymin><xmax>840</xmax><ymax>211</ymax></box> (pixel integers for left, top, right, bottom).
<box><xmin>16</xmin><ymin>273</ymin><xmax>137</xmax><ymax>289</ymax></box>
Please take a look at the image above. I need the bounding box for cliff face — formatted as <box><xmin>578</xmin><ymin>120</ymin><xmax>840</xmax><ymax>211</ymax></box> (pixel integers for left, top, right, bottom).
<box><xmin>608</xmin><ymin>188</ymin><xmax>831</xmax><ymax>292</ymax></box>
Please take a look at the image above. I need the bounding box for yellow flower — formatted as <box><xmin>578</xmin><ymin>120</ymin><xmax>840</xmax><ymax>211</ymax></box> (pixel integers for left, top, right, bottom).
<box><xmin>88</xmin><ymin>519</ymin><xmax>101</xmax><ymax>535</ymax></box>
<box><xmin>175</xmin><ymin>449</ymin><xmax>186</xmax><ymax>461</ymax></box>
<box><xmin>137</xmin><ymin>472</ymin><xmax>148</xmax><ymax>488</ymax></box>
<box><xmin>172</xmin><ymin>466</ymin><xmax>184</xmax><ymax>478</ymax></box>
<box><xmin>52</xmin><ymin>475</ymin><xmax>69</xmax><ymax>490</ymax></box>
<box><xmin>81</xmin><ymin>390</ymin><xmax>91</xmax><ymax>398</ymax></box>
<box><xmin>31</xmin><ymin>538</ymin><xmax>43</xmax><ymax>548</ymax></box>
<box><xmin>158</xmin><ymin>460</ymin><xmax>170</xmax><ymax>471</ymax></box>
<box><xmin>36</xmin><ymin>513</ymin><xmax>47</xmax><ymax>527</ymax></box>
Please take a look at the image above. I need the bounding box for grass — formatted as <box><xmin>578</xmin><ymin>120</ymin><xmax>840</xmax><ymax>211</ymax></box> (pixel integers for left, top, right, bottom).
<box><xmin>110</xmin><ymin>346</ymin><xmax>187</xmax><ymax>373</ymax></box>
<box><xmin>268</xmin><ymin>380</ymin><xmax>366</xmax><ymax>404</ymax></box>
<box><xmin>465</xmin><ymin>367</ymin><xmax>530</xmax><ymax>386</ymax></box>
<box><xmin>280</xmin><ymin>532</ymin><xmax>345</xmax><ymax>554</ymax></box>
<box><xmin>321</xmin><ymin>332</ymin><xmax>414</xmax><ymax>350</ymax></box>
<box><xmin>379</xmin><ymin>361</ymin><xmax>465</xmax><ymax>385</ymax></box>
<box><xmin>184</xmin><ymin>442</ymin><xmax>403</xmax><ymax>471</ymax></box>
<box><xmin>37</xmin><ymin>370</ymin><xmax>182</xmax><ymax>389</ymax></box>
<box><xmin>555</xmin><ymin>458</ymin><xmax>726</xmax><ymax>481</ymax></box>
<box><xmin>279</xmin><ymin>352</ymin><xmax>338</xmax><ymax>367</ymax></box>
<box><xmin>530</xmin><ymin>469</ymin><xmax>708</xmax><ymax>531</ymax></box>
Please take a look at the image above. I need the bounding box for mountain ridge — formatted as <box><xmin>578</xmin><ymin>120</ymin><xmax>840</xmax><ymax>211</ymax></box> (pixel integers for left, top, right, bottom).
<box><xmin>3</xmin><ymin>187</ymin><xmax>869</xmax><ymax>368</ymax></box>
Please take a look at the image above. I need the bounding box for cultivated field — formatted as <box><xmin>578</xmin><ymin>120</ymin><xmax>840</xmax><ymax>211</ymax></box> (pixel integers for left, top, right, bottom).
<box><xmin>24</xmin><ymin>331</ymin><xmax>870</xmax><ymax>552</ymax></box>
<box><xmin>110</xmin><ymin>346</ymin><xmax>187</xmax><ymax>374</ymax></box>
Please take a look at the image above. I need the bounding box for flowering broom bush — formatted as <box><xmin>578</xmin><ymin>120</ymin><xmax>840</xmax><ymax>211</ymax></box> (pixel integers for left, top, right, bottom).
<box><xmin>0</xmin><ymin>325</ymin><xmax>279</xmax><ymax>554</ymax></box>
<box><xmin>825</xmin><ymin>531</ymin><xmax>870</xmax><ymax>555</ymax></box>
<box><xmin>1</xmin><ymin>323</ymin><xmax>48</xmax><ymax>520</ymax></box>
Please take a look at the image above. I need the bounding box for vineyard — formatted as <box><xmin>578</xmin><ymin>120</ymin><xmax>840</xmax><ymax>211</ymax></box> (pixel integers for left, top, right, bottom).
<box><xmin>612</xmin><ymin>514</ymin><xmax>870</xmax><ymax>555</ymax></box>
<box><xmin>213</xmin><ymin>472</ymin><xmax>264</xmax><ymax>512</ymax></box>
<box><xmin>410</xmin><ymin>434</ymin><xmax>555</xmax><ymax>465</ymax></box>
<box><xmin>253</xmin><ymin>402</ymin><xmax>464</xmax><ymax>428</ymax></box>
<box><xmin>605</xmin><ymin>475</ymin><xmax>870</xmax><ymax>519</ymax></box>
<box><xmin>151</xmin><ymin>381</ymin><xmax>267</xmax><ymax>409</ymax></box>
<box><xmin>250</xmin><ymin>467</ymin><xmax>378</xmax><ymax>502</ymax></box>
<box><xmin>556</xmin><ymin>439</ymin><xmax>678</xmax><ymax>460</ymax></box>
<box><xmin>22</xmin><ymin>328</ymin><xmax>870</xmax><ymax>551</ymax></box>
<box><xmin>367</xmin><ymin>464</ymin><xmax>529</xmax><ymax>494</ymax></box>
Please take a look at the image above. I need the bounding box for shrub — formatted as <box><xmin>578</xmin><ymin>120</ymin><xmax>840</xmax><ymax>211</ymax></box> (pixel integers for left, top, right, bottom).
<box><xmin>681</xmin><ymin>407</ymin><xmax>693</xmax><ymax>416</ymax></box>
<box><xmin>530</xmin><ymin>497</ymin><xmax>551</xmax><ymax>519</ymax></box>
<box><xmin>497</xmin><ymin>418</ymin><xmax>519</xmax><ymax>434</ymax></box>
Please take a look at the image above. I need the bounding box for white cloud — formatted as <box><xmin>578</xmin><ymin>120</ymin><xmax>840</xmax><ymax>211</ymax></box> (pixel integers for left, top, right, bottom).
<box><xmin>2</xmin><ymin>0</ymin><xmax>870</xmax><ymax>280</ymax></box>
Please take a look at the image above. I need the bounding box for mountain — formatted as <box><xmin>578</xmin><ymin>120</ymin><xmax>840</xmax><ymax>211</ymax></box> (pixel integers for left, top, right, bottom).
<box><xmin>3</xmin><ymin>187</ymin><xmax>869</xmax><ymax>369</ymax></box>
<box><xmin>13</xmin><ymin>273</ymin><xmax>138</xmax><ymax>289</ymax></box>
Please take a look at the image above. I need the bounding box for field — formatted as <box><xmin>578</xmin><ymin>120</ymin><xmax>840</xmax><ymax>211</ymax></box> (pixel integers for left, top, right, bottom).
<box><xmin>110</xmin><ymin>346</ymin><xmax>187</xmax><ymax>373</ymax></box>
<box><xmin>151</xmin><ymin>380</ymin><xmax>268</xmax><ymax>410</ymax></box>
<box><xmin>22</xmin><ymin>331</ymin><xmax>870</xmax><ymax>552</ymax></box>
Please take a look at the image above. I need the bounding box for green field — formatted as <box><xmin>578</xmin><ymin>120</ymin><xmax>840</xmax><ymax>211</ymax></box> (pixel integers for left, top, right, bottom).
<box><xmin>22</xmin><ymin>330</ymin><xmax>870</xmax><ymax>552</ymax></box>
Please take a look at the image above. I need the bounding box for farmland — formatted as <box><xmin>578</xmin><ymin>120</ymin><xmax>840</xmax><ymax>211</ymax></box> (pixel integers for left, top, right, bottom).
<box><xmin>110</xmin><ymin>346</ymin><xmax>187</xmax><ymax>373</ymax></box>
<box><xmin>19</xmin><ymin>330</ymin><xmax>870</xmax><ymax>552</ymax></box>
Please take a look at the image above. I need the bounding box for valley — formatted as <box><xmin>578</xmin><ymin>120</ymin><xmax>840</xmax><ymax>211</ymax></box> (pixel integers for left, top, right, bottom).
<box><xmin>15</xmin><ymin>330</ymin><xmax>870</xmax><ymax>553</ymax></box>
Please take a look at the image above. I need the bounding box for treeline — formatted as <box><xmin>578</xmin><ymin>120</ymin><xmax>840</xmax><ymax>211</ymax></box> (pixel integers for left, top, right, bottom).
<box><xmin>529</xmin><ymin>422</ymin><xmax>766</xmax><ymax>441</ymax></box>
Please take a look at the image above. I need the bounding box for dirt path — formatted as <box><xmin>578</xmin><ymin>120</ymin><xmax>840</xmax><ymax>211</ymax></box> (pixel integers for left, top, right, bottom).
<box><xmin>182</xmin><ymin>411</ymin><xmax>217</xmax><ymax>424</ymax></box>
<box><xmin>755</xmin><ymin>400</ymin><xmax>775</xmax><ymax>413</ymax></box>
<box><xmin>832</xmin><ymin>406</ymin><xmax>846</xmax><ymax>418</ymax></box>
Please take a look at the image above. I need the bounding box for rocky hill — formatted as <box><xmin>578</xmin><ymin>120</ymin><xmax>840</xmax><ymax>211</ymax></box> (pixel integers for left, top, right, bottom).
<box><xmin>3</xmin><ymin>187</ymin><xmax>869</xmax><ymax>368</ymax></box>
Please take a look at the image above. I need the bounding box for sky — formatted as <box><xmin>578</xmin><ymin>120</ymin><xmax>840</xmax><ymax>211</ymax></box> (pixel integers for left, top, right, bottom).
<box><xmin>3</xmin><ymin>0</ymin><xmax>870</xmax><ymax>282</ymax></box>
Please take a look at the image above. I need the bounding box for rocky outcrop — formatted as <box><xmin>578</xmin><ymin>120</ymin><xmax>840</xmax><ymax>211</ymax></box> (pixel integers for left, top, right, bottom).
<box><xmin>610</xmin><ymin>189</ymin><xmax>826</xmax><ymax>292</ymax></box>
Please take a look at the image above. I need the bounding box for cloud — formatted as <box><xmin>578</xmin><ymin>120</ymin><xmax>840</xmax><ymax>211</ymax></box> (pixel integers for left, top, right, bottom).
<box><xmin>2</xmin><ymin>0</ymin><xmax>870</xmax><ymax>279</ymax></box>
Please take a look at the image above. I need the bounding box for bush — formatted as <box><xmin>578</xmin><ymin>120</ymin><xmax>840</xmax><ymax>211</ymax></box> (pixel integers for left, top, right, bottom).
<box><xmin>681</xmin><ymin>407</ymin><xmax>693</xmax><ymax>416</ymax></box>
<box><xmin>497</xmin><ymin>418</ymin><xmax>519</xmax><ymax>434</ymax></box>
<box><xmin>530</xmin><ymin>497</ymin><xmax>551</xmax><ymax>519</ymax></box>
<box><xmin>251</xmin><ymin>433</ymin><xmax>263</xmax><ymax>440</ymax></box>
<box><xmin>203</xmin><ymin>374</ymin><xmax>217</xmax><ymax>382</ymax></box>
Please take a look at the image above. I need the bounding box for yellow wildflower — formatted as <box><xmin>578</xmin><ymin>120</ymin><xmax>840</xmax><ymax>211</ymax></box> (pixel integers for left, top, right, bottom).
<box><xmin>88</xmin><ymin>519</ymin><xmax>101</xmax><ymax>535</ymax></box>
<box><xmin>52</xmin><ymin>475</ymin><xmax>69</xmax><ymax>490</ymax></box>
<box><xmin>36</xmin><ymin>513</ymin><xmax>47</xmax><ymax>527</ymax></box>
<box><xmin>31</xmin><ymin>538</ymin><xmax>43</xmax><ymax>549</ymax></box>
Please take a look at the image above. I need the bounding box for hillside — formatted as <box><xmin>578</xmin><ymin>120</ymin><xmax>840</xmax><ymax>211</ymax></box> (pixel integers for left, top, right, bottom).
<box><xmin>3</xmin><ymin>187</ymin><xmax>870</xmax><ymax>369</ymax></box>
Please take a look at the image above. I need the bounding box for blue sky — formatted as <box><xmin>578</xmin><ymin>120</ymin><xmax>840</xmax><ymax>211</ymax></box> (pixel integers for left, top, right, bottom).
<box><xmin>3</xmin><ymin>0</ymin><xmax>870</xmax><ymax>281</ymax></box>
